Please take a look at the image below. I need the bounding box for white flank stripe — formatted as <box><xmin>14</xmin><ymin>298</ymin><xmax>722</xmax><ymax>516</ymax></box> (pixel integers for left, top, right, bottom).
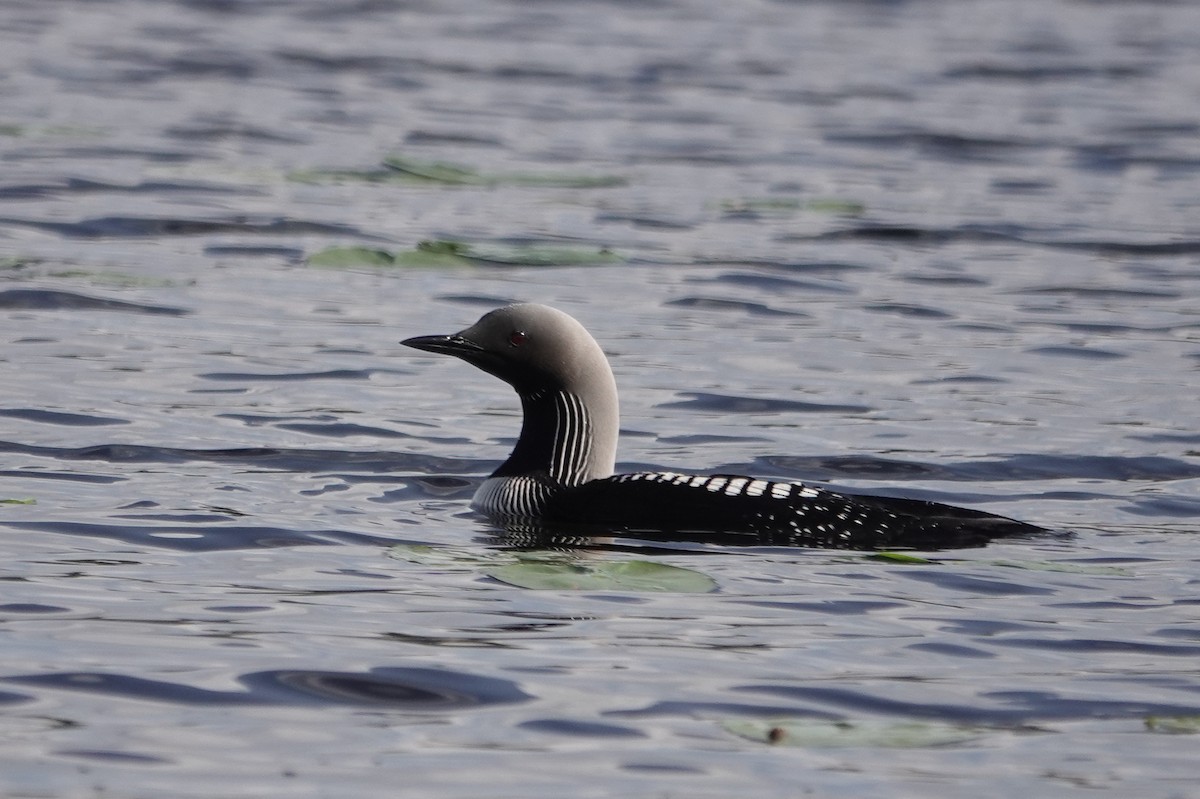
<box><xmin>771</xmin><ymin>483</ymin><xmax>791</xmax><ymax>499</ymax></box>
<box><xmin>745</xmin><ymin>479</ymin><xmax>768</xmax><ymax>497</ymax></box>
<box><xmin>724</xmin><ymin>477</ymin><xmax>748</xmax><ymax>496</ymax></box>
<box><xmin>708</xmin><ymin>477</ymin><xmax>728</xmax><ymax>493</ymax></box>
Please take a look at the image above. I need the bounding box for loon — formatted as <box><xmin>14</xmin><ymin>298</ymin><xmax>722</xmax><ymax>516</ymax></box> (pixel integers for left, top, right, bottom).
<box><xmin>402</xmin><ymin>303</ymin><xmax>1047</xmax><ymax>550</ymax></box>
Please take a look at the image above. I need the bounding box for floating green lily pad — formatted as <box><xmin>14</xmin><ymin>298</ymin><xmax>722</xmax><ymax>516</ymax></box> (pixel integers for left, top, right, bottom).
<box><xmin>486</xmin><ymin>559</ymin><xmax>717</xmax><ymax>593</ymax></box>
<box><xmin>0</xmin><ymin>498</ymin><xmax>36</xmax><ymax>505</ymax></box>
<box><xmin>307</xmin><ymin>240</ymin><xmax>623</xmax><ymax>268</ymax></box>
<box><xmin>867</xmin><ymin>551</ymin><xmax>937</xmax><ymax>564</ymax></box>
<box><xmin>1145</xmin><ymin>716</ymin><xmax>1200</xmax><ymax>734</ymax></box>
<box><xmin>307</xmin><ymin>245</ymin><xmax>469</xmax><ymax>268</ymax></box>
<box><xmin>723</xmin><ymin>718</ymin><xmax>983</xmax><ymax>748</ymax></box>
<box><xmin>291</xmin><ymin>155</ymin><xmax>626</xmax><ymax>189</ymax></box>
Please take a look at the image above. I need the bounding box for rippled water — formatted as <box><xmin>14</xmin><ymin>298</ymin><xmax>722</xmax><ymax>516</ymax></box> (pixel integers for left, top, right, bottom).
<box><xmin>3</xmin><ymin>0</ymin><xmax>1199</xmax><ymax>796</ymax></box>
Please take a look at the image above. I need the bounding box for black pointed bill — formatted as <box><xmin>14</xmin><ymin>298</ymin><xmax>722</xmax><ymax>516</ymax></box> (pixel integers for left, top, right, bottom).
<box><xmin>401</xmin><ymin>333</ymin><xmax>485</xmax><ymax>359</ymax></box>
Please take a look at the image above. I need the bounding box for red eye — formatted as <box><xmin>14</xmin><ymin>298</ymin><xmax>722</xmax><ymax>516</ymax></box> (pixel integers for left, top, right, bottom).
<box><xmin>508</xmin><ymin>330</ymin><xmax>528</xmax><ymax>348</ymax></box>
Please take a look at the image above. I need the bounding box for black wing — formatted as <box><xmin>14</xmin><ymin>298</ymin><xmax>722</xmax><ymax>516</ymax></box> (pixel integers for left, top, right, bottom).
<box><xmin>537</xmin><ymin>471</ymin><xmax>1048</xmax><ymax>550</ymax></box>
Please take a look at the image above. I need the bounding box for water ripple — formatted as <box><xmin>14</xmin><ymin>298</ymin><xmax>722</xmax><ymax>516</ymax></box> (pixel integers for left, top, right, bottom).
<box><xmin>4</xmin><ymin>668</ymin><xmax>531</xmax><ymax>709</ymax></box>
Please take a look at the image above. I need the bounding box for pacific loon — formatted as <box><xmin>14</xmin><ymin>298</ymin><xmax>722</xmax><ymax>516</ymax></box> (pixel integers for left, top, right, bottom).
<box><xmin>402</xmin><ymin>303</ymin><xmax>1047</xmax><ymax>549</ymax></box>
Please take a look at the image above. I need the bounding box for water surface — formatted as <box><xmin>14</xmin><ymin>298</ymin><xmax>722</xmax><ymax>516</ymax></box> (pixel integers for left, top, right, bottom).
<box><xmin>2</xmin><ymin>0</ymin><xmax>1199</xmax><ymax>796</ymax></box>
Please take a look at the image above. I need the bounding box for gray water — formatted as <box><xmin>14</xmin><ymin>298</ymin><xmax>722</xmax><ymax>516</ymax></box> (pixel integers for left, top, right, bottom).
<box><xmin>2</xmin><ymin>0</ymin><xmax>1200</xmax><ymax>796</ymax></box>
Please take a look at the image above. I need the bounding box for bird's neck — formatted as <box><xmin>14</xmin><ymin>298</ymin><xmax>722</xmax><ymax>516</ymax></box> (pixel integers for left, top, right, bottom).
<box><xmin>493</xmin><ymin>388</ymin><xmax>616</xmax><ymax>485</ymax></box>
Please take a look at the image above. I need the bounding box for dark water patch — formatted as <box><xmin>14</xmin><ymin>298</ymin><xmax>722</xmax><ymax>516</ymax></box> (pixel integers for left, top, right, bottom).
<box><xmin>900</xmin><ymin>273</ymin><xmax>990</xmax><ymax>287</ymax></box>
<box><xmin>907</xmin><ymin>642</ymin><xmax>994</xmax><ymax>659</ymax></box>
<box><xmin>944</xmin><ymin>62</ymin><xmax>1150</xmax><ymax>82</ymax></box>
<box><xmin>595</xmin><ymin>212</ymin><xmax>696</xmax><ymax>230</ymax></box>
<box><xmin>1014</xmin><ymin>285</ymin><xmax>1181</xmax><ymax>300</ymax></box>
<box><xmin>109</xmin><ymin>512</ymin><xmax>251</xmax><ymax>524</ymax></box>
<box><xmin>657</xmin><ymin>434</ymin><xmax>768</xmax><ymax>445</ymax></box>
<box><xmin>823</xmin><ymin>130</ymin><xmax>1043</xmax><ymax>162</ymax></box>
<box><xmin>862</xmin><ymin>303</ymin><xmax>954</xmax><ymax>320</ymax></box>
<box><xmin>694</xmin><ymin>259</ymin><xmax>870</xmax><ymax>276</ymax></box>
<box><xmin>178</xmin><ymin>0</ymin><xmax>284</xmax><ymax>16</ymax></box>
<box><xmin>519</xmin><ymin>719</ymin><xmax>646</xmax><ymax>738</ymax></box>
<box><xmin>735</xmin><ymin>684</ymin><xmax>1200</xmax><ymax>725</ymax></box>
<box><xmin>86</xmin><ymin>44</ymin><xmax>260</xmax><ymax>80</ymax></box>
<box><xmin>937</xmin><ymin>618</ymin><xmax>1075</xmax><ymax>637</ymax></box>
<box><xmin>368</xmin><ymin>477</ymin><xmax>477</xmax><ymax>503</ymax></box>
<box><xmin>1057</xmin><ymin>321</ymin><xmax>1197</xmax><ymax>335</ymax></box>
<box><xmin>787</xmin><ymin>225</ymin><xmax>1022</xmax><ymax>247</ymax></box>
<box><xmin>0</xmin><ymin>469</ymin><xmax>125</xmax><ymax>484</ymax></box>
<box><xmin>990</xmin><ymin>178</ymin><xmax>1055</xmax><ymax>194</ymax></box>
<box><xmin>0</xmin><ymin>408</ymin><xmax>129</xmax><ymax>427</ymax></box>
<box><xmin>1129</xmin><ymin>432</ymin><xmax>1200</xmax><ymax>444</ymax></box>
<box><xmin>1116</xmin><ymin>494</ymin><xmax>1200</xmax><ymax>518</ymax></box>
<box><xmin>784</xmin><ymin>224</ymin><xmax>1200</xmax><ymax>256</ymax></box>
<box><xmin>734</xmin><ymin>599</ymin><xmax>902</xmax><ymax>615</ymax></box>
<box><xmin>404</xmin><ymin>129</ymin><xmax>504</xmax><ymax>147</ymax></box>
<box><xmin>895</xmin><ymin>570</ymin><xmax>1054</xmax><ymax>596</ymax></box>
<box><xmin>0</xmin><ymin>215</ymin><xmax>383</xmax><ymax>240</ymax></box>
<box><xmin>0</xmin><ymin>289</ymin><xmax>187</xmax><ymax>315</ymax></box>
<box><xmin>0</xmin><ymin>688</ymin><xmax>34</xmax><ymax>706</ymax></box>
<box><xmin>0</xmin><ymin>603</ymin><xmax>70</xmax><ymax>614</ymax></box>
<box><xmin>56</xmin><ymin>750</ymin><xmax>170</xmax><ymax>765</ymax></box>
<box><xmin>198</xmin><ymin>368</ymin><xmax>381</xmax><ymax>382</ymax></box>
<box><xmin>1026</xmin><ymin>345</ymin><xmax>1126</xmax><ymax>360</ymax></box>
<box><xmin>12</xmin><ymin>145</ymin><xmax>203</xmax><ymax>164</ymax></box>
<box><xmin>165</xmin><ymin>121</ymin><xmax>305</xmax><ymax>144</ymax></box>
<box><xmin>5</xmin><ymin>667</ymin><xmax>530</xmax><ymax>709</ymax></box>
<box><xmin>1155</xmin><ymin>628</ymin><xmax>1200</xmax><ymax>642</ymax></box>
<box><xmin>1072</xmin><ymin>144</ymin><xmax>1200</xmax><ymax>175</ymax></box>
<box><xmin>755</xmin><ymin>453</ymin><xmax>1200</xmax><ymax>484</ymax></box>
<box><xmin>661</xmin><ymin>392</ymin><xmax>872</xmax><ymax>415</ymax></box>
<box><xmin>0</xmin><ymin>440</ymin><xmax>486</xmax><ymax>475</ymax></box>
<box><xmin>1050</xmin><ymin>601</ymin><xmax>1168</xmax><ymax>611</ymax></box>
<box><xmin>436</xmin><ymin>294</ymin><xmax>527</xmax><ymax>309</ymax></box>
<box><xmin>911</xmin><ymin>374</ymin><xmax>1006</xmax><ymax>385</ymax></box>
<box><xmin>6</xmin><ymin>520</ymin><xmax>407</xmax><ymax>552</ymax></box>
<box><xmin>272</xmin><ymin>49</ymin><xmax>418</xmax><ymax>77</ymax></box>
<box><xmin>698</xmin><ymin>271</ymin><xmax>855</xmax><ymax>295</ymax></box>
<box><xmin>608</xmin><ymin>700</ymin><xmax>841</xmax><ymax>722</ymax></box>
<box><xmin>663</xmin><ymin>297</ymin><xmax>804</xmax><ymax>317</ymax></box>
<box><xmin>621</xmin><ymin>763</ymin><xmax>706</xmax><ymax>775</ymax></box>
<box><xmin>203</xmin><ymin>244</ymin><xmax>306</xmax><ymax>259</ymax></box>
<box><xmin>275</xmin><ymin>422</ymin><xmax>413</xmax><ymax>439</ymax></box>
<box><xmin>0</xmin><ymin>177</ymin><xmax>256</xmax><ymax>200</ymax></box>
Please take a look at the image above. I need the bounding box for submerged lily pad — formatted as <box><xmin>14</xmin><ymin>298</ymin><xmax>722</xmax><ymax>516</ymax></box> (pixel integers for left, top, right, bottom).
<box><xmin>0</xmin><ymin>256</ymin><xmax>43</xmax><ymax>270</ymax></box>
<box><xmin>720</xmin><ymin>197</ymin><xmax>867</xmax><ymax>216</ymax></box>
<box><xmin>307</xmin><ymin>240</ymin><xmax>623</xmax><ymax>268</ymax></box>
<box><xmin>386</xmin><ymin>543</ymin><xmax>508</xmax><ymax>568</ymax></box>
<box><xmin>291</xmin><ymin>155</ymin><xmax>626</xmax><ymax>189</ymax></box>
<box><xmin>486</xmin><ymin>559</ymin><xmax>717</xmax><ymax>593</ymax></box>
<box><xmin>1</xmin><ymin>498</ymin><xmax>36</xmax><ymax>505</ymax></box>
<box><xmin>387</xmin><ymin>546</ymin><xmax>715</xmax><ymax>593</ymax></box>
<box><xmin>991</xmin><ymin>560</ymin><xmax>1133</xmax><ymax>576</ymax></box>
<box><xmin>1145</xmin><ymin>716</ymin><xmax>1200</xmax><ymax>734</ymax></box>
<box><xmin>723</xmin><ymin>718</ymin><xmax>983</xmax><ymax>748</ymax></box>
<box><xmin>382</xmin><ymin>155</ymin><xmax>627</xmax><ymax>188</ymax></box>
